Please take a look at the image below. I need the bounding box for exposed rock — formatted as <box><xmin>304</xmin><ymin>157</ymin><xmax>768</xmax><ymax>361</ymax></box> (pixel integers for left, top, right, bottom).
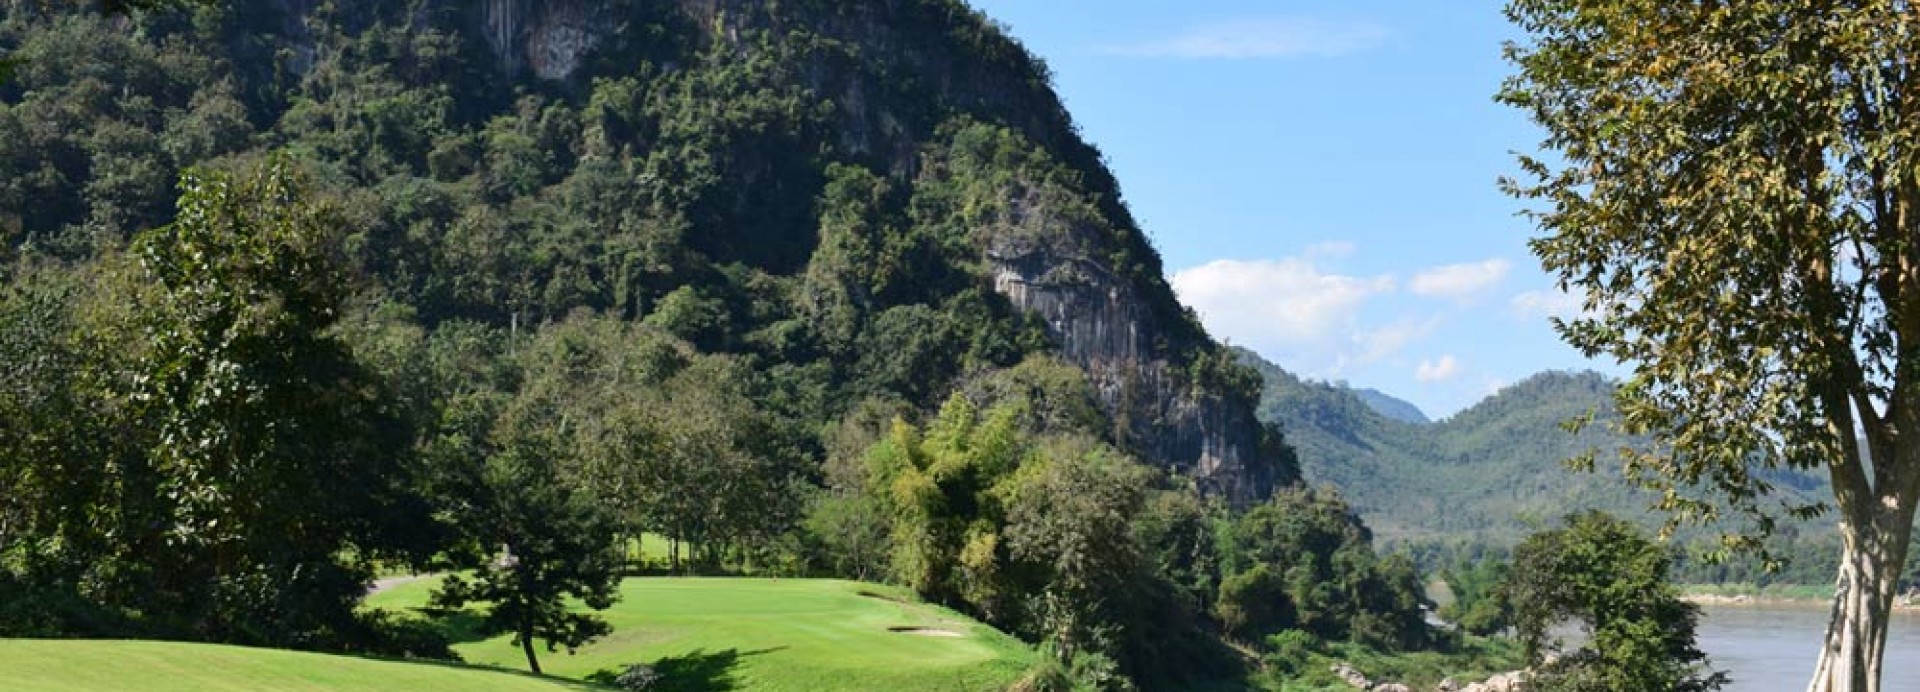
<box><xmin>475</xmin><ymin>0</ymin><xmax>607</xmax><ymax>81</ymax></box>
<box><xmin>1328</xmin><ymin>663</ymin><xmax>1412</xmax><ymax>692</ymax></box>
<box><xmin>1332</xmin><ymin>662</ymin><xmax>1373</xmax><ymax>689</ymax></box>
<box><xmin>983</xmin><ymin>193</ymin><xmax>1282</xmax><ymax>504</ymax></box>
<box><xmin>1458</xmin><ymin>671</ymin><xmax>1527</xmax><ymax>692</ymax></box>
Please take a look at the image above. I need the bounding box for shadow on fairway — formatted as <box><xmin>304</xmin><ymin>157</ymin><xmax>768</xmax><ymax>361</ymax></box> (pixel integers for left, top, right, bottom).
<box><xmin>587</xmin><ymin>646</ymin><xmax>786</xmax><ymax>692</ymax></box>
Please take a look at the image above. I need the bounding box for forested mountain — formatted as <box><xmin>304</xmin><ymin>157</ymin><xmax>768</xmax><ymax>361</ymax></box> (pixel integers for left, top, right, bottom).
<box><xmin>1237</xmin><ymin>349</ymin><xmax>1851</xmax><ymax>582</ymax></box>
<box><xmin>0</xmin><ymin>0</ymin><xmax>1287</xmax><ymax>498</ymax></box>
<box><xmin>1240</xmin><ymin>349</ymin><xmax>1679</xmax><ymax>542</ymax></box>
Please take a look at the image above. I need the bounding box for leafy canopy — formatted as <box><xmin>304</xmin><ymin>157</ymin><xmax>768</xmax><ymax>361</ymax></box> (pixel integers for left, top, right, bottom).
<box><xmin>1501</xmin><ymin>0</ymin><xmax>1920</xmax><ymax>547</ymax></box>
<box><xmin>1506</xmin><ymin>512</ymin><xmax>1725</xmax><ymax>692</ymax></box>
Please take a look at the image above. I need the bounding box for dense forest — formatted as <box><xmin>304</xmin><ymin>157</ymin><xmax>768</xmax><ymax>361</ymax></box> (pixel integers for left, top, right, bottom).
<box><xmin>0</xmin><ymin>1</ymin><xmax>1456</xmax><ymax>688</ymax></box>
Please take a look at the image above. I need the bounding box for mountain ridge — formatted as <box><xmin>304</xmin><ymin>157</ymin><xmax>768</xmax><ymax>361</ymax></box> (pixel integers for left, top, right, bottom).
<box><xmin>1351</xmin><ymin>386</ymin><xmax>1429</xmax><ymax>425</ymax></box>
<box><xmin>1236</xmin><ymin>347</ymin><xmax>1661</xmax><ymax>543</ymax></box>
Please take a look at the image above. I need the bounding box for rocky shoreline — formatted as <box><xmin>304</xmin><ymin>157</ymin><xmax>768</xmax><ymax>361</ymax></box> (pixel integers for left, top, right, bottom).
<box><xmin>1682</xmin><ymin>592</ymin><xmax>1920</xmax><ymax>610</ymax></box>
<box><xmin>1332</xmin><ymin>663</ymin><xmax>1526</xmax><ymax>692</ymax></box>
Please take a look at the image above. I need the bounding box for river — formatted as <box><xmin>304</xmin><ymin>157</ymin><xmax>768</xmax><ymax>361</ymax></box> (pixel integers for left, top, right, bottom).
<box><xmin>1697</xmin><ymin>604</ymin><xmax>1920</xmax><ymax>691</ymax></box>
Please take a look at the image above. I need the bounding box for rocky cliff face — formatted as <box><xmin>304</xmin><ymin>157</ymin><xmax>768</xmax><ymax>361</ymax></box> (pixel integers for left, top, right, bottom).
<box><xmin>477</xmin><ymin>0</ymin><xmax>605</xmax><ymax>80</ymax></box>
<box><xmin>983</xmin><ymin>199</ymin><xmax>1280</xmax><ymax>503</ymax></box>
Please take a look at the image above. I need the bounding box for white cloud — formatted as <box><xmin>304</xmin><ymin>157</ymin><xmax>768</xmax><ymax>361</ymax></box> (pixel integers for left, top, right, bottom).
<box><xmin>1171</xmin><ymin>258</ymin><xmax>1404</xmax><ymax>376</ymax></box>
<box><xmin>1101</xmin><ymin>18</ymin><xmax>1391</xmax><ymax>59</ymax></box>
<box><xmin>1409</xmin><ymin>259</ymin><xmax>1512</xmax><ymax>299</ymax></box>
<box><xmin>1415</xmin><ymin>355</ymin><xmax>1462</xmax><ymax>383</ymax></box>
<box><xmin>1354</xmin><ymin>317</ymin><xmax>1442</xmax><ymax>365</ymax></box>
<box><xmin>1172</xmin><ymin>258</ymin><xmax>1393</xmax><ymax>345</ymax></box>
<box><xmin>1510</xmin><ymin>287</ymin><xmax>1587</xmax><ymax>319</ymax></box>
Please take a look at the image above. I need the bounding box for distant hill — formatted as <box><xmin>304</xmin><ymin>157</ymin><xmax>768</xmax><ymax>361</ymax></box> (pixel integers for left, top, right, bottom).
<box><xmin>1352</xmin><ymin>388</ymin><xmax>1429</xmax><ymax>424</ymax></box>
<box><xmin>1239</xmin><ymin>349</ymin><xmax>1874</xmax><ymax>584</ymax></box>
<box><xmin>1235</xmin><ymin>348</ymin><xmax>1830</xmax><ymax>547</ymax></box>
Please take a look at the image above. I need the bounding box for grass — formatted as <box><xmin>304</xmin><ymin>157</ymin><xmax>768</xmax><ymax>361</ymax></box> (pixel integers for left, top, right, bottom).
<box><xmin>0</xmin><ymin>639</ymin><xmax>600</xmax><ymax>692</ymax></box>
<box><xmin>367</xmin><ymin>576</ymin><xmax>1040</xmax><ymax>691</ymax></box>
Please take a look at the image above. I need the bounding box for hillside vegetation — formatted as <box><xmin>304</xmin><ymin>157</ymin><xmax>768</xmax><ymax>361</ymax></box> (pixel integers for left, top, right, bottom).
<box><xmin>1241</xmin><ymin>348</ymin><xmax>1653</xmax><ymax>543</ymax></box>
<box><xmin>1238</xmin><ymin>349</ymin><xmax>1857</xmax><ymax>584</ymax></box>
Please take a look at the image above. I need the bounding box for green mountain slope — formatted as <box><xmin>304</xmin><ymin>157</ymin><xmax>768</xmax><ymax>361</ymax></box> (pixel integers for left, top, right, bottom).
<box><xmin>1238</xmin><ymin>348</ymin><xmax>1856</xmax><ymax>582</ymax></box>
<box><xmin>0</xmin><ymin>0</ymin><xmax>1287</xmax><ymax>500</ymax></box>
<box><xmin>1239</xmin><ymin>349</ymin><xmax>1709</xmax><ymax>544</ymax></box>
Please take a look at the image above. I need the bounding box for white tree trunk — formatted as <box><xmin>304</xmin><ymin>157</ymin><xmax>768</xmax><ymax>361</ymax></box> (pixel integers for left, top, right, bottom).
<box><xmin>1807</xmin><ymin>508</ymin><xmax>1913</xmax><ymax>692</ymax></box>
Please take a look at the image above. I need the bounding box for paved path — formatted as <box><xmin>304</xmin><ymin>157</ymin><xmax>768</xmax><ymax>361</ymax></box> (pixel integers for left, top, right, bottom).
<box><xmin>368</xmin><ymin>573</ymin><xmax>430</xmax><ymax>595</ymax></box>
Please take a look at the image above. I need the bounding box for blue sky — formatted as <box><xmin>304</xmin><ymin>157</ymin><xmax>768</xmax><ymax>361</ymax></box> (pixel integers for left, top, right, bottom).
<box><xmin>966</xmin><ymin>0</ymin><xmax>1608</xmax><ymax>419</ymax></box>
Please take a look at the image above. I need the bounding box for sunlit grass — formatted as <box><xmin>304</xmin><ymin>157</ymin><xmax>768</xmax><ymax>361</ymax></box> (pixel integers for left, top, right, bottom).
<box><xmin>367</xmin><ymin>576</ymin><xmax>1039</xmax><ymax>691</ymax></box>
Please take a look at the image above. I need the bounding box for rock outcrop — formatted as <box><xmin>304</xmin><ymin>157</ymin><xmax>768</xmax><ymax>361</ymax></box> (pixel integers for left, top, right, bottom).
<box><xmin>985</xmin><ymin>210</ymin><xmax>1280</xmax><ymax>503</ymax></box>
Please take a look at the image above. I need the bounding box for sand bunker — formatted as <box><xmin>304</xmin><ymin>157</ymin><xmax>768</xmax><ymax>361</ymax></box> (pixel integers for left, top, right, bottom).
<box><xmin>888</xmin><ymin>626</ymin><xmax>963</xmax><ymax>637</ymax></box>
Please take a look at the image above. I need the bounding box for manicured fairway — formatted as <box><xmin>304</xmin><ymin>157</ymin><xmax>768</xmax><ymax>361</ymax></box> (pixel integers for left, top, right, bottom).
<box><xmin>367</xmin><ymin>576</ymin><xmax>1038</xmax><ymax>691</ymax></box>
<box><xmin>0</xmin><ymin>639</ymin><xmax>598</xmax><ymax>692</ymax></box>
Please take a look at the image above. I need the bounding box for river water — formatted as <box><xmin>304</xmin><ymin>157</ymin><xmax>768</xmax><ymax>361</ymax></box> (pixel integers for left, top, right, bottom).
<box><xmin>1697</xmin><ymin>604</ymin><xmax>1920</xmax><ymax>691</ymax></box>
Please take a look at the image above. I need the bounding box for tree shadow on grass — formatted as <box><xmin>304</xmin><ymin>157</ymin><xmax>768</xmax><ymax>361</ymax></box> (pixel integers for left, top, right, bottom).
<box><xmin>586</xmin><ymin>646</ymin><xmax>785</xmax><ymax>692</ymax></box>
<box><xmin>419</xmin><ymin>607</ymin><xmax>501</xmax><ymax>646</ymax></box>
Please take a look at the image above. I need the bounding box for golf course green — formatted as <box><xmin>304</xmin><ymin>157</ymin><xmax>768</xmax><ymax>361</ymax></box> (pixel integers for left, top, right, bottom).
<box><xmin>367</xmin><ymin>576</ymin><xmax>1039</xmax><ymax>691</ymax></box>
<box><xmin>2</xmin><ymin>578</ymin><xmax>1037</xmax><ymax>691</ymax></box>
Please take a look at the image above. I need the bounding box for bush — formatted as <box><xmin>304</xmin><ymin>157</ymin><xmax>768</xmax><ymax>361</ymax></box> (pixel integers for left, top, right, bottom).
<box><xmin>1010</xmin><ymin>645</ymin><xmax>1136</xmax><ymax>692</ymax></box>
<box><xmin>1264</xmin><ymin>629</ymin><xmax>1321</xmax><ymax>675</ymax></box>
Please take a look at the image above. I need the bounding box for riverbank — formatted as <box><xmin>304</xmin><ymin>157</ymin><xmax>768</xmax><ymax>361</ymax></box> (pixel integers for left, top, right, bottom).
<box><xmin>1681</xmin><ymin>584</ymin><xmax>1920</xmax><ymax>610</ymax></box>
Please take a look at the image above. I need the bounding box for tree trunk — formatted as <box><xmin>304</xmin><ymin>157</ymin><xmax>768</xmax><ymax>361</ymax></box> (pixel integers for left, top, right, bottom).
<box><xmin>1807</xmin><ymin>507</ymin><xmax>1914</xmax><ymax>692</ymax></box>
<box><xmin>521</xmin><ymin>621</ymin><xmax>541</xmax><ymax>675</ymax></box>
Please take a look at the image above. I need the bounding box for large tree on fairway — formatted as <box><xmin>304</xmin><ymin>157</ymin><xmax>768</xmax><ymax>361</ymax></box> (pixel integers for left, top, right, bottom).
<box><xmin>1500</xmin><ymin>3</ymin><xmax>1920</xmax><ymax>690</ymax></box>
<box><xmin>134</xmin><ymin>159</ymin><xmax>433</xmax><ymax>645</ymax></box>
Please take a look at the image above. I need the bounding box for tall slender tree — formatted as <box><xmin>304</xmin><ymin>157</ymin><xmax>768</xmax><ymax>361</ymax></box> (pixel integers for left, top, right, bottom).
<box><xmin>1501</xmin><ymin>3</ymin><xmax>1920</xmax><ymax>690</ymax></box>
<box><xmin>430</xmin><ymin>326</ymin><xmax>621</xmax><ymax>675</ymax></box>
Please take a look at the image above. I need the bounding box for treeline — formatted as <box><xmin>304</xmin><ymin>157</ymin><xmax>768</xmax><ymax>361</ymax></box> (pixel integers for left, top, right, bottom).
<box><xmin>1407</xmin><ymin>523</ymin><xmax>1920</xmax><ymax>596</ymax></box>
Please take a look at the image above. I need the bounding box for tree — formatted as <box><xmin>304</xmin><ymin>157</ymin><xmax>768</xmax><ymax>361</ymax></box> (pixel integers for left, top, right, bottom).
<box><xmin>133</xmin><ymin>159</ymin><xmax>433</xmax><ymax>645</ymax></box>
<box><xmin>431</xmin><ymin>384</ymin><xmax>621</xmax><ymax>676</ymax></box>
<box><xmin>1505</xmin><ymin>512</ymin><xmax>1725</xmax><ymax>692</ymax></box>
<box><xmin>1500</xmin><ymin>3</ymin><xmax>1920</xmax><ymax>689</ymax></box>
<box><xmin>0</xmin><ymin>264</ymin><xmax>140</xmax><ymax>636</ymax></box>
<box><xmin>1003</xmin><ymin>437</ymin><xmax>1152</xmax><ymax>667</ymax></box>
<box><xmin>1438</xmin><ymin>556</ymin><xmax>1511</xmax><ymax>637</ymax></box>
